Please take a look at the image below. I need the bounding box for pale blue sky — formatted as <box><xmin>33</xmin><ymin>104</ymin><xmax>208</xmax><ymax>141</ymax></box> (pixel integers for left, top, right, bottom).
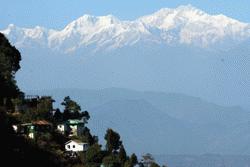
<box><xmin>0</xmin><ymin>0</ymin><xmax>249</xmax><ymax>29</ymax></box>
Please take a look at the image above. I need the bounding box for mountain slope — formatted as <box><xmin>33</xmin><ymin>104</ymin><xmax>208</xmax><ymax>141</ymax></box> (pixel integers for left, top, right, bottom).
<box><xmin>88</xmin><ymin>99</ymin><xmax>197</xmax><ymax>154</ymax></box>
<box><xmin>139</xmin><ymin>5</ymin><xmax>250</xmax><ymax>48</ymax></box>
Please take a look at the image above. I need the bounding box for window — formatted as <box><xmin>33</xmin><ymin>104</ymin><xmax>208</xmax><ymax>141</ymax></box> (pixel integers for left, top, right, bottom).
<box><xmin>59</xmin><ymin>125</ymin><xmax>62</xmax><ymax>128</ymax></box>
<box><xmin>73</xmin><ymin>145</ymin><xmax>75</xmax><ymax>148</ymax></box>
<box><xmin>67</xmin><ymin>145</ymin><xmax>70</xmax><ymax>149</ymax></box>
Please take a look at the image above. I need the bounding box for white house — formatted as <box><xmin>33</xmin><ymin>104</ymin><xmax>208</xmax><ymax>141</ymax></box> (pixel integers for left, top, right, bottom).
<box><xmin>65</xmin><ymin>140</ymin><xmax>89</xmax><ymax>152</ymax></box>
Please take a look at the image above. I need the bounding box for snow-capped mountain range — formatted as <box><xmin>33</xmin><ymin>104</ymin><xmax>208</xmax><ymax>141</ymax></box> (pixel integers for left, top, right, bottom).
<box><xmin>1</xmin><ymin>5</ymin><xmax>250</xmax><ymax>54</ymax></box>
<box><xmin>1</xmin><ymin>5</ymin><xmax>250</xmax><ymax>109</ymax></box>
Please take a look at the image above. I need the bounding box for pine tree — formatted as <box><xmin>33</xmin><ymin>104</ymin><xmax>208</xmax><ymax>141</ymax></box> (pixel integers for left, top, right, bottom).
<box><xmin>130</xmin><ymin>153</ymin><xmax>138</xmax><ymax>166</ymax></box>
<box><xmin>104</xmin><ymin>128</ymin><xmax>122</xmax><ymax>153</ymax></box>
<box><xmin>53</xmin><ymin>108</ymin><xmax>62</xmax><ymax>122</ymax></box>
<box><xmin>81</xmin><ymin>127</ymin><xmax>97</xmax><ymax>145</ymax></box>
<box><xmin>118</xmin><ymin>144</ymin><xmax>127</xmax><ymax>164</ymax></box>
<box><xmin>85</xmin><ymin>143</ymin><xmax>103</xmax><ymax>163</ymax></box>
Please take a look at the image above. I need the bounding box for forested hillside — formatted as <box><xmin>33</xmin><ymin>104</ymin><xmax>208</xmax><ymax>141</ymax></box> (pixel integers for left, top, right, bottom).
<box><xmin>0</xmin><ymin>33</ymin><xmax>160</xmax><ymax>167</ymax></box>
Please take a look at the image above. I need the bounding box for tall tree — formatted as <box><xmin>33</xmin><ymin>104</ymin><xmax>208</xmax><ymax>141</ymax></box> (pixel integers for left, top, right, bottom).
<box><xmin>53</xmin><ymin>108</ymin><xmax>63</xmax><ymax>122</ymax></box>
<box><xmin>142</xmin><ymin>153</ymin><xmax>155</xmax><ymax>167</ymax></box>
<box><xmin>130</xmin><ymin>153</ymin><xmax>138</xmax><ymax>166</ymax></box>
<box><xmin>102</xmin><ymin>155</ymin><xmax>121</xmax><ymax>167</ymax></box>
<box><xmin>0</xmin><ymin>33</ymin><xmax>22</xmax><ymax>108</ymax></box>
<box><xmin>80</xmin><ymin>110</ymin><xmax>90</xmax><ymax>120</ymax></box>
<box><xmin>124</xmin><ymin>160</ymin><xmax>132</xmax><ymax>167</ymax></box>
<box><xmin>85</xmin><ymin>143</ymin><xmax>103</xmax><ymax>163</ymax></box>
<box><xmin>61</xmin><ymin>96</ymin><xmax>81</xmax><ymax>112</ymax></box>
<box><xmin>104</xmin><ymin>128</ymin><xmax>122</xmax><ymax>153</ymax></box>
<box><xmin>62</xmin><ymin>109</ymin><xmax>71</xmax><ymax>121</ymax></box>
<box><xmin>61</xmin><ymin>96</ymin><xmax>81</xmax><ymax>120</ymax></box>
<box><xmin>37</xmin><ymin>96</ymin><xmax>55</xmax><ymax>120</ymax></box>
<box><xmin>118</xmin><ymin>144</ymin><xmax>127</xmax><ymax>164</ymax></box>
<box><xmin>80</xmin><ymin>127</ymin><xmax>97</xmax><ymax>145</ymax></box>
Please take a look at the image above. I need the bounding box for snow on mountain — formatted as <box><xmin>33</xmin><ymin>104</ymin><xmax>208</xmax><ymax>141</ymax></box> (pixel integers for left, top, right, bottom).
<box><xmin>1</xmin><ymin>24</ymin><xmax>55</xmax><ymax>49</ymax></box>
<box><xmin>139</xmin><ymin>5</ymin><xmax>250</xmax><ymax>47</ymax></box>
<box><xmin>48</xmin><ymin>15</ymin><xmax>152</xmax><ymax>53</ymax></box>
<box><xmin>1</xmin><ymin>5</ymin><xmax>250</xmax><ymax>53</ymax></box>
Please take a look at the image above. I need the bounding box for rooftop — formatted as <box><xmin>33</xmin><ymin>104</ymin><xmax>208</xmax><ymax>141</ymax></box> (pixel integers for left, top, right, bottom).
<box><xmin>65</xmin><ymin>140</ymin><xmax>88</xmax><ymax>145</ymax></box>
<box><xmin>32</xmin><ymin>120</ymin><xmax>52</xmax><ymax>125</ymax></box>
<box><xmin>67</xmin><ymin>119</ymin><xmax>85</xmax><ymax>124</ymax></box>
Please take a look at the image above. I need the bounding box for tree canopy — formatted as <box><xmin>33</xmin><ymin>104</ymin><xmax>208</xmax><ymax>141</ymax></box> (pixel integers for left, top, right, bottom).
<box><xmin>130</xmin><ymin>153</ymin><xmax>138</xmax><ymax>166</ymax></box>
<box><xmin>0</xmin><ymin>34</ymin><xmax>151</xmax><ymax>167</ymax></box>
<box><xmin>85</xmin><ymin>143</ymin><xmax>103</xmax><ymax>163</ymax></box>
<box><xmin>0</xmin><ymin>33</ymin><xmax>22</xmax><ymax>107</ymax></box>
<box><xmin>118</xmin><ymin>144</ymin><xmax>127</xmax><ymax>163</ymax></box>
<box><xmin>61</xmin><ymin>96</ymin><xmax>89</xmax><ymax>120</ymax></box>
<box><xmin>104</xmin><ymin>128</ymin><xmax>122</xmax><ymax>153</ymax></box>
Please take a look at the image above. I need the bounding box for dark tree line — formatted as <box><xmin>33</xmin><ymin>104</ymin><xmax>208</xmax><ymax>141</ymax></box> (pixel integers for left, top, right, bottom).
<box><xmin>0</xmin><ymin>33</ymin><xmax>65</xmax><ymax>167</ymax></box>
<box><xmin>0</xmin><ymin>33</ymin><xmax>23</xmax><ymax>109</ymax></box>
<box><xmin>0</xmin><ymin>32</ymin><xmax>162</xmax><ymax>167</ymax></box>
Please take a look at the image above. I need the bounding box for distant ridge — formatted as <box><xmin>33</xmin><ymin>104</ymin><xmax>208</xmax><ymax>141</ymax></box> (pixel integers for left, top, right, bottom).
<box><xmin>27</xmin><ymin>88</ymin><xmax>250</xmax><ymax>155</ymax></box>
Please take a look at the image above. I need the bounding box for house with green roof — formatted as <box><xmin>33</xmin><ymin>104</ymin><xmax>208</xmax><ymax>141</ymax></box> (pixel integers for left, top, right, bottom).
<box><xmin>57</xmin><ymin>117</ymin><xmax>88</xmax><ymax>137</ymax></box>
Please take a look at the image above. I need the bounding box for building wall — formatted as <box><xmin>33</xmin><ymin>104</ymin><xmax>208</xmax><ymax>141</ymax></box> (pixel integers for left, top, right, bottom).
<box><xmin>69</xmin><ymin>124</ymin><xmax>84</xmax><ymax>136</ymax></box>
<box><xmin>28</xmin><ymin>132</ymin><xmax>34</xmax><ymax>139</ymax></box>
<box><xmin>65</xmin><ymin>141</ymin><xmax>84</xmax><ymax>152</ymax></box>
<box><xmin>57</xmin><ymin>124</ymin><xmax>65</xmax><ymax>133</ymax></box>
<box><xmin>69</xmin><ymin>125</ymin><xmax>77</xmax><ymax>136</ymax></box>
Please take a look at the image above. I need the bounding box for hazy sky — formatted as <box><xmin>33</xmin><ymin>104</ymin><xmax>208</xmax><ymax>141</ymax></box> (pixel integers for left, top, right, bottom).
<box><xmin>0</xmin><ymin>0</ymin><xmax>250</xmax><ymax>29</ymax></box>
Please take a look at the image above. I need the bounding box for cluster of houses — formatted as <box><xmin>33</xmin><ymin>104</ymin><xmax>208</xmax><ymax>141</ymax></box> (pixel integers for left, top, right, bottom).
<box><xmin>57</xmin><ymin>118</ymin><xmax>90</xmax><ymax>154</ymax></box>
<box><xmin>13</xmin><ymin>120</ymin><xmax>52</xmax><ymax>139</ymax></box>
<box><xmin>12</xmin><ymin>95</ymin><xmax>90</xmax><ymax>155</ymax></box>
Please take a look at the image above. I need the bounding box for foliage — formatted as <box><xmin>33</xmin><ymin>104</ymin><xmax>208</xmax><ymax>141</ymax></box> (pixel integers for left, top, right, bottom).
<box><xmin>11</xmin><ymin>98</ymin><xmax>23</xmax><ymax>110</ymax></box>
<box><xmin>0</xmin><ymin>33</ymin><xmax>22</xmax><ymax>108</ymax></box>
<box><xmin>118</xmin><ymin>144</ymin><xmax>127</xmax><ymax>164</ymax></box>
<box><xmin>85</xmin><ymin>143</ymin><xmax>103</xmax><ymax>163</ymax></box>
<box><xmin>19</xmin><ymin>108</ymin><xmax>37</xmax><ymax>122</ymax></box>
<box><xmin>130</xmin><ymin>153</ymin><xmax>138</xmax><ymax>166</ymax></box>
<box><xmin>61</xmin><ymin>96</ymin><xmax>81</xmax><ymax>112</ymax></box>
<box><xmin>123</xmin><ymin>153</ymin><xmax>138</xmax><ymax>167</ymax></box>
<box><xmin>16</xmin><ymin>96</ymin><xmax>54</xmax><ymax>122</ymax></box>
<box><xmin>53</xmin><ymin>108</ymin><xmax>63</xmax><ymax>123</ymax></box>
<box><xmin>0</xmin><ymin>109</ymin><xmax>65</xmax><ymax>167</ymax></box>
<box><xmin>61</xmin><ymin>96</ymin><xmax>90</xmax><ymax>120</ymax></box>
<box><xmin>124</xmin><ymin>160</ymin><xmax>133</xmax><ymax>167</ymax></box>
<box><xmin>105</xmin><ymin>128</ymin><xmax>122</xmax><ymax>153</ymax></box>
<box><xmin>142</xmin><ymin>153</ymin><xmax>154</xmax><ymax>161</ymax></box>
<box><xmin>36</xmin><ymin>96</ymin><xmax>54</xmax><ymax>120</ymax></box>
<box><xmin>61</xmin><ymin>96</ymin><xmax>81</xmax><ymax>120</ymax></box>
<box><xmin>80</xmin><ymin>127</ymin><xmax>98</xmax><ymax>145</ymax></box>
<box><xmin>84</xmin><ymin>163</ymin><xmax>100</xmax><ymax>167</ymax></box>
<box><xmin>72</xmin><ymin>164</ymin><xmax>85</xmax><ymax>167</ymax></box>
<box><xmin>102</xmin><ymin>155</ymin><xmax>121</xmax><ymax>167</ymax></box>
<box><xmin>141</xmin><ymin>153</ymin><xmax>158</xmax><ymax>167</ymax></box>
